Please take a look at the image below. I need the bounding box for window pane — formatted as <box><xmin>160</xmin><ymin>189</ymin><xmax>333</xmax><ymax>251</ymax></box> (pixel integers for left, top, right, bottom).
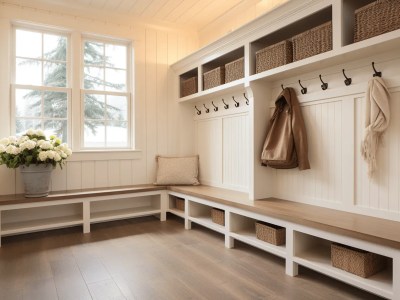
<box><xmin>15</xmin><ymin>89</ymin><xmax>41</xmax><ymax>117</ymax></box>
<box><xmin>84</xmin><ymin>120</ymin><xmax>105</xmax><ymax>147</ymax></box>
<box><xmin>84</xmin><ymin>66</ymin><xmax>104</xmax><ymax>90</ymax></box>
<box><xmin>44</xmin><ymin>34</ymin><xmax>67</xmax><ymax>61</ymax></box>
<box><xmin>84</xmin><ymin>41</ymin><xmax>104</xmax><ymax>65</ymax></box>
<box><xmin>16</xmin><ymin>119</ymin><xmax>41</xmax><ymax>136</ymax></box>
<box><xmin>105</xmin><ymin>44</ymin><xmax>126</xmax><ymax>69</ymax></box>
<box><xmin>105</xmin><ymin>68</ymin><xmax>126</xmax><ymax>91</ymax></box>
<box><xmin>44</xmin><ymin>62</ymin><xmax>67</xmax><ymax>87</ymax></box>
<box><xmin>43</xmin><ymin>91</ymin><xmax>67</xmax><ymax>118</ymax></box>
<box><xmin>84</xmin><ymin>94</ymin><xmax>105</xmax><ymax>119</ymax></box>
<box><xmin>16</xmin><ymin>58</ymin><xmax>42</xmax><ymax>85</ymax></box>
<box><xmin>106</xmin><ymin>121</ymin><xmax>128</xmax><ymax>148</ymax></box>
<box><xmin>106</xmin><ymin>95</ymin><xmax>127</xmax><ymax>121</ymax></box>
<box><xmin>44</xmin><ymin>120</ymin><xmax>67</xmax><ymax>143</ymax></box>
<box><xmin>16</xmin><ymin>29</ymin><xmax>42</xmax><ymax>59</ymax></box>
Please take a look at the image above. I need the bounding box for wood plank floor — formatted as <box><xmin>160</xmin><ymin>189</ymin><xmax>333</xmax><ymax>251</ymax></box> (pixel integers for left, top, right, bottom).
<box><xmin>0</xmin><ymin>215</ymin><xmax>384</xmax><ymax>300</ymax></box>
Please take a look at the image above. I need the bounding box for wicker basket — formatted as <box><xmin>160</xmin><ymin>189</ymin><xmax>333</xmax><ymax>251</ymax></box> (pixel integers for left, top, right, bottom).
<box><xmin>203</xmin><ymin>67</ymin><xmax>225</xmax><ymax>90</ymax></box>
<box><xmin>175</xmin><ymin>198</ymin><xmax>185</xmax><ymax>211</ymax></box>
<box><xmin>292</xmin><ymin>21</ymin><xmax>332</xmax><ymax>62</ymax></box>
<box><xmin>354</xmin><ymin>0</ymin><xmax>400</xmax><ymax>42</ymax></box>
<box><xmin>225</xmin><ymin>57</ymin><xmax>244</xmax><ymax>83</ymax></box>
<box><xmin>331</xmin><ymin>243</ymin><xmax>386</xmax><ymax>278</ymax></box>
<box><xmin>255</xmin><ymin>40</ymin><xmax>293</xmax><ymax>73</ymax></box>
<box><xmin>255</xmin><ymin>221</ymin><xmax>286</xmax><ymax>245</ymax></box>
<box><xmin>181</xmin><ymin>76</ymin><xmax>197</xmax><ymax>97</ymax></box>
<box><xmin>211</xmin><ymin>208</ymin><xmax>225</xmax><ymax>226</ymax></box>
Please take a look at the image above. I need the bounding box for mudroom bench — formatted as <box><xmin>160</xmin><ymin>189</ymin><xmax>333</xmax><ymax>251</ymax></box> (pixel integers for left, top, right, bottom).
<box><xmin>0</xmin><ymin>185</ymin><xmax>168</xmax><ymax>247</ymax></box>
<box><xmin>1</xmin><ymin>184</ymin><xmax>399</xmax><ymax>299</ymax></box>
<box><xmin>167</xmin><ymin>185</ymin><xmax>400</xmax><ymax>300</ymax></box>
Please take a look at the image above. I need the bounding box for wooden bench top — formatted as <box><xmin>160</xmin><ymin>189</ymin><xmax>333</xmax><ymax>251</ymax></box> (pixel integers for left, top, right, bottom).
<box><xmin>169</xmin><ymin>185</ymin><xmax>400</xmax><ymax>250</ymax></box>
<box><xmin>0</xmin><ymin>185</ymin><xmax>166</xmax><ymax>205</ymax></box>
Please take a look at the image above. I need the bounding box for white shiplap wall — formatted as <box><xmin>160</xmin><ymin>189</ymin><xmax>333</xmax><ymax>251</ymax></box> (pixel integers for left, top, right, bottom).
<box><xmin>0</xmin><ymin>4</ymin><xmax>198</xmax><ymax>195</ymax></box>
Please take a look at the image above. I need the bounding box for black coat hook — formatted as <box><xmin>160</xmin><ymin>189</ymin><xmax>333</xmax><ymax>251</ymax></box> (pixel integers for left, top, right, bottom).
<box><xmin>222</xmin><ymin>99</ymin><xmax>229</xmax><ymax>109</ymax></box>
<box><xmin>243</xmin><ymin>93</ymin><xmax>249</xmax><ymax>105</ymax></box>
<box><xmin>203</xmin><ymin>104</ymin><xmax>210</xmax><ymax>113</ymax></box>
<box><xmin>232</xmin><ymin>96</ymin><xmax>239</xmax><ymax>107</ymax></box>
<box><xmin>298</xmin><ymin>80</ymin><xmax>307</xmax><ymax>94</ymax></box>
<box><xmin>195</xmin><ymin>106</ymin><xmax>201</xmax><ymax>115</ymax></box>
<box><xmin>372</xmin><ymin>62</ymin><xmax>382</xmax><ymax>77</ymax></box>
<box><xmin>281</xmin><ymin>84</ymin><xmax>284</xmax><ymax>91</ymax></box>
<box><xmin>319</xmin><ymin>74</ymin><xmax>328</xmax><ymax>90</ymax></box>
<box><xmin>342</xmin><ymin>69</ymin><xmax>352</xmax><ymax>86</ymax></box>
<box><xmin>212</xmin><ymin>101</ymin><xmax>218</xmax><ymax>112</ymax></box>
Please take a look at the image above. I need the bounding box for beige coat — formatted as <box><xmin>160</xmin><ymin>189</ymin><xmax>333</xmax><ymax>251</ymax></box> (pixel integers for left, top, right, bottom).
<box><xmin>261</xmin><ymin>88</ymin><xmax>310</xmax><ymax>170</ymax></box>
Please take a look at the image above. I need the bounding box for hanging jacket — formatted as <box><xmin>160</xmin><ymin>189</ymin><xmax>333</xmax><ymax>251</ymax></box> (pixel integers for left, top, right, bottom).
<box><xmin>261</xmin><ymin>87</ymin><xmax>310</xmax><ymax>170</ymax></box>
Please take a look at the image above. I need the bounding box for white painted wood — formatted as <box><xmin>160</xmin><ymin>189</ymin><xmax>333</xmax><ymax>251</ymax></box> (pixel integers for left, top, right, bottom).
<box><xmin>81</xmin><ymin>161</ymin><xmax>95</xmax><ymax>189</ymax></box>
<box><xmin>94</xmin><ymin>161</ymin><xmax>108</xmax><ymax>188</ymax></box>
<box><xmin>108</xmin><ymin>161</ymin><xmax>121</xmax><ymax>187</ymax></box>
<box><xmin>83</xmin><ymin>201</ymin><xmax>90</xmax><ymax>233</ymax></box>
<box><xmin>67</xmin><ymin>162</ymin><xmax>82</xmax><ymax>190</ymax></box>
<box><xmin>119</xmin><ymin>160</ymin><xmax>133</xmax><ymax>186</ymax></box>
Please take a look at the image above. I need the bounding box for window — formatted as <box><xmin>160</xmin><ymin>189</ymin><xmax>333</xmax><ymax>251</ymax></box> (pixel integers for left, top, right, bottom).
<box><xmin>13</xmin><ymin>28</ymin><xmax>69</xmax><ymax>143</ymax></box>
<box><xmin>82</xmin><ymin>40</ymin><xmax>130</xmax><ymax>149</ymax></box>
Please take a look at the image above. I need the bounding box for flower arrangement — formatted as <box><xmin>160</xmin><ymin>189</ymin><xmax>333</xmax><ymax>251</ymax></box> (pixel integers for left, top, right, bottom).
<box><xmin>0</xmin><ymin>129</ymin><xmax>72</xmax><ymax>169</ymax></box>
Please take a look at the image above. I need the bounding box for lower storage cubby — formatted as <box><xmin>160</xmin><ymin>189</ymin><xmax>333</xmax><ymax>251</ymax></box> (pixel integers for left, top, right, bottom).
<box><xmin>168</xmin><ymin>195</ymin><xmax>185</xmax><ymax>218</ymax></box>
<box><xmin>90</xmin><ymin>195</ymin><xmax>161</xmax><ymax>223</ymax></box>
<box><xmin>293</xmin><ymin>231</ymin><xmax>393</xmax><ymax>299</ymax></box>
<box><xmin>188</xmin><ymin>201</ymin><xmax>225</xmax><ymax>233</ymax></box>
<box><xmin>1</xmin><ymin>203</ymin><xmax>83</xmax><ymax>235</ymax></box>
<box><xmin>229</xmin><ymin>213</ymin><xmax>286</xmax><ymax>257</ymax></box>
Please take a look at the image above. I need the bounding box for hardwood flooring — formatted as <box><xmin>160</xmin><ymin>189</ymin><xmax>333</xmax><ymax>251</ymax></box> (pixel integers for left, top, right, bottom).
<box><xmin>0</xmin><ymin>215</ymin><xmax>384</xmax><ymax>300</ymax></box>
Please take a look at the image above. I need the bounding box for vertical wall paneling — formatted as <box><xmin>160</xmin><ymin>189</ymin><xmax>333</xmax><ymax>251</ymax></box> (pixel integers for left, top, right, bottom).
<box><xmin>81</xmin><ymin>161</ymin><xmax>95</xmax><ymax>189</ymax></box>
<box><xmin>94</xmin><ymin>161</ymin><xmax>108</xmax><ymax>188</ymax></box>
<box><xmin>145</xmin><ymin>29</ymin><xmax>158</xmax><ymax>183</ymax></box>
<box><xmin>196</xmin><ymin>119</ymin><xmax>223</xmax><ymax>187</ymax></box>
<box><xmin>51</xmin><ymin>167</ymin><xmax>67</xmax><ymax>191</ymax></box>
<box><xmin>108</xmin><ymin>161</ymin><xmax>121</xmax><ymax>187</ymax></box>
<box><xmin>167</xmin><ymin>32</ymin><xmax>178</xmax><ymax>155</ymax></box>
<box><xmin>67</xmin><ymin>162</ymin><xmax>82</xmax><ymax>190</ymax></box>
<box><xmin>222</xmin><ymin>114</ymin><xmax>250</xmax><ymax>191</ymax></box>
<box><xmin>156</xmin><ymin>32</ymin><xmax>169</xmax><ymax>156</ymax></box>
<box><xmin>120</xmin><ymin>160</ymin><xmax>133</xmax><ymax>186</ymax></box>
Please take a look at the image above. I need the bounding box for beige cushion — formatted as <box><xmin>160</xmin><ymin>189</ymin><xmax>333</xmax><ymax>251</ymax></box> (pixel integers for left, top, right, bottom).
<box><xmin>154</xmin><ymin>155</ymin><xmax>200</xmax><ymax>185</ymax></box>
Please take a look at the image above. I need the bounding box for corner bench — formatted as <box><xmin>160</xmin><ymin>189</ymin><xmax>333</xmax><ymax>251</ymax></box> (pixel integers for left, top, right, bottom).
<box><xmin>1</xmin><ymin>184</ymin><xmax>399</xmax><ymax>299</ymax></box>
<box><xmin>167</xmin><ymin>185</ymin><xmax>400</xmax><ymax>300</ymax></box>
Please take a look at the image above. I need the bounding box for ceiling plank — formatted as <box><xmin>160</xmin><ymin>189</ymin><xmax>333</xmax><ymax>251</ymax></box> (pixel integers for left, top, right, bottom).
<box><xmin>140</xmin><ymin>0</ymin><xmax>169</xmax><ymax>18</ymax></box>
<box><xmin>165</xmin><ymin>0</ymin><xmax>199</xmax><ymax>23</ymax></box>
<box><xmin>153</xmin><ymin>0</ymin><xmax>184</xmax><ymax>20</ymax></box>
<box><xmin>129</xmin><ymin>0</ymin><xmax>154</xmax><ymax>15</ymax></box>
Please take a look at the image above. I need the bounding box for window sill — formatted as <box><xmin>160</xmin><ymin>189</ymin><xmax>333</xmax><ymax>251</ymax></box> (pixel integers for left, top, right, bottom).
<box><xmin>68</xmin><ymin>149</ymin><xmax>142</xmax><ymax>161</ymax></box>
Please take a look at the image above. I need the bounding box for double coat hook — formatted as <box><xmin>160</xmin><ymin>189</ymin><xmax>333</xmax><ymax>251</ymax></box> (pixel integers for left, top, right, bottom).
<box><xmin>222</xmin><ymin>99</ymin><xmax>229</xmax><ymax>109</ymax></box>
<box><xmin>319</xmin><ymin>74</ymin><xmax>328</xmax><ymax>90</ymax></box>
<box><xmin>195</xmin><ymin>106</ymin><xmax>201</xmax><ymax>115</ymax></box>
<box><xmin>243</xmin><ymin>93</ymin><xmax>249</xmax><ymax>105</ymax></box>
<box><xmin>298</xmin><ymin>80</ymin><xmax>307</xmax><ymax>94</ymax></box>
<box><xmin>203</xmin><ymin>104</ymin><xmax>210</xmax><ymax>113</ymax></box>
<box><xmin>232</xmin><ymin>96</ymin><xmax>239</xmax><ymax>107</ymax></box>
<box><xmin>212</xmin><ymin>101</ymin><xmax>218</xmax><ymax>112</ymax></box>
<box><xmin>342</xmin><ymin>69</ymin><xmax>352</xmax><ymax>86</ymax></box>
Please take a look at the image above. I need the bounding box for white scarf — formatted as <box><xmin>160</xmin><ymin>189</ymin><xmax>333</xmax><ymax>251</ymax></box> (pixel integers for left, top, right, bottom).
<box><xmin>361</xmin><ymin>77</ymin><xmax>390</xmax><ymax>177</ymax></box>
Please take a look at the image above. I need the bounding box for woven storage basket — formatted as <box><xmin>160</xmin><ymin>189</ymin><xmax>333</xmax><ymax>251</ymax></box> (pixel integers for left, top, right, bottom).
<box><xmin>175</xmin><ymin>198</ymin><xmax>185</xmax><ymax>211</ymax></box>
<box><xmin>354</xmin><ymin>0</ymin><xmax>400</xmax><ymax>42</ymax></box>
<box><xmin>181</xmin><ymin>76</ymin><xmax>197</xmax><ymax>97</ymax></box>
<box><xmin>211</xmin><ymin>208</ymin><xmax>225</xmax><ymax>226</ymax></box>
<box><xmin>292</xmin><ymin>21</ymin><xmax>332</xmax><ymax>62</ymax></box>
<box><xmin>255</xmin><ymin>40</ymin><xmax>293</xmax><ymax>73</ymax></box>
<box><xmin>203</xmin><ymin>67</ymin><xmax>225</xmax><ymax>90</ymax></box>
<box><xmin>331</xmin><ymin>243</ymin><xmax>386</xmax><ymax>278</ymax></box>
<box><xmin>225</xmin><ymin>57</ymin><xmax>244</xmax><ymax>83</ymax></box>
<box><xmin>255</xmin><ymin>221</ymin><xmax>286</xmax><ymax>245</ymax></box>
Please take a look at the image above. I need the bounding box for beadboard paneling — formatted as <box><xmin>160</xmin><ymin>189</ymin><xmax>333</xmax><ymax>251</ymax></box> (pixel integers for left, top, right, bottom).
<box><xmin>355</xmin><ymin>90</ymin><xmax>400</xmax><ymax>215</ymax></box>
<box><xmin>274</xmin><ymin>99</ymin><xmax>344</xmax><ymax>205</ymax></box>
<box><xmin>223</xmin><ymin>114</ymin><xmax>250</xmax><ymax>191</ymax></box>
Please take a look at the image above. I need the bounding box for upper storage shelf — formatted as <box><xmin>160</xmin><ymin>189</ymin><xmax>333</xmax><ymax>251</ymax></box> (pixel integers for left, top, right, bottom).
<box><xmin>172</xmin><ymin>0</ymin><xmax>400</xmax><ymax>103</ymax></box>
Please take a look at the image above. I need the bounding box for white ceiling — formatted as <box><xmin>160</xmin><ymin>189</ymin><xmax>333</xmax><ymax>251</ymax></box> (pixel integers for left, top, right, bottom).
<box><xmin>6</xmin><ymin>0</ymin><xmax>258</xmax><ymax>30</ymax></box>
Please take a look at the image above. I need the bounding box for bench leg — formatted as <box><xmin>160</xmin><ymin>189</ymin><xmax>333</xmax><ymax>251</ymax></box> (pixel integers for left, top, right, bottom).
<box><xmin>225</xmin><ymin>235</ymin><xmax>234</xmax><ymax>249</ymax></box>
<box><xmin>160</xmin><ymin>192</ymin><xmax>168</xmax><ymax>221</ymax></box>
<box><xmin>83</xmin><ymin>202</ymin><xmax>90</xmax><ymax>233</ymax></box>
<box><xmin>394</xmin><ymin>257</ymin><xmax>400</xmax><ymax>299</ymax></box>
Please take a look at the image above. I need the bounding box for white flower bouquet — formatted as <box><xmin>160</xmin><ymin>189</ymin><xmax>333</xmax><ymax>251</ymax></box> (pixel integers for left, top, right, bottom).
<box><xmin>0</xmin><ymin>129</ymin><xmax>72</xmax><ymax>169</ymax></box>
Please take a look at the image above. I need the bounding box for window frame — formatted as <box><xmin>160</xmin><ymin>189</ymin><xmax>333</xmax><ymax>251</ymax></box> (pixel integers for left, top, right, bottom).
<box><xmin>80</xmin><ymin>36</ymin><xmax>132</xmax><ymax>150</ymax></box>
<box><xmin>11</xmin><ymin>25</ymin><xmax>72</xmax><ymax>143</ymax></box>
